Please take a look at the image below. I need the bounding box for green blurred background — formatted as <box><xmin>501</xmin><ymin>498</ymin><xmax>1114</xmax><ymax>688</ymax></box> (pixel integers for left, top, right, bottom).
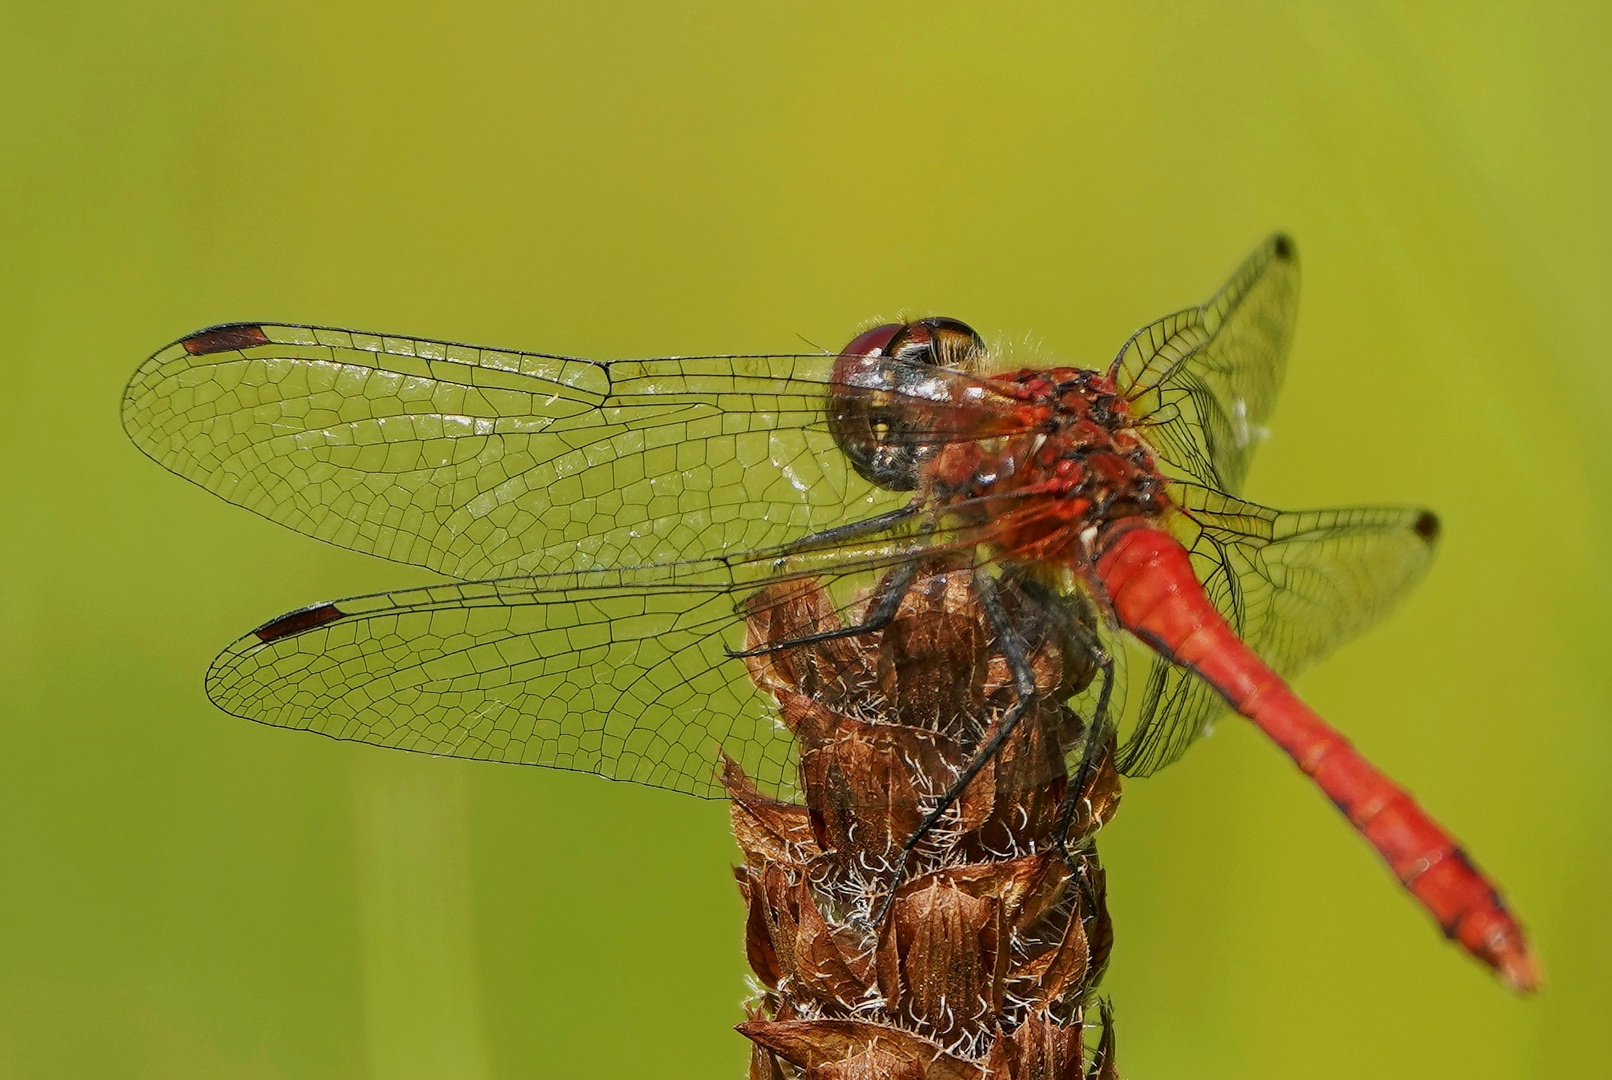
<box><xmin>2</xmin><ymin>3</ymin><xmax>1607</xmax><ymax>1077</ymax></box>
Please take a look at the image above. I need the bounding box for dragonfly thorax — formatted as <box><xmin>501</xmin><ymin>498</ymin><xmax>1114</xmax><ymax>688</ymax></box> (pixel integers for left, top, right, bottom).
<box><xmin>925</xmin><ymin>364</ymin><xmax>1169</xmax><ymax>569</ymax></box>
<box><xmin>828</xmin><ymin>318</ymin><xmax>1169</xmax><ymax>569</ymax></box>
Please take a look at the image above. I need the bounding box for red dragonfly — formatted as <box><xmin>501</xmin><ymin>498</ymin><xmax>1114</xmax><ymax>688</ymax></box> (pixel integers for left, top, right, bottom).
<box><xmin>122</xmin><ymin>234</ymin><xmax>1536</xmax><ymax>991</ymax></box>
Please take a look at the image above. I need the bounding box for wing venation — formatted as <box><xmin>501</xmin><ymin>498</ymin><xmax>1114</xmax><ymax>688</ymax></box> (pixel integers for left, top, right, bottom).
<box><xmin>208</xmin><ymin>572</ymin><xmax>791</xmax><ymax>799</ymax></box>
<box><xmin>122</xmin><ymin>323</ymin><xmax>920</xmax><ymax>580</ymax></box>
<box><xmin>1111</xmin><ymin>234</ymin><xmax>1299</xmax><ymax>494</ymax></box>
<box><xmin>1115</xmin><ymin>484</ymin><xmax>1437</xmax><ymax>775</ymax></box>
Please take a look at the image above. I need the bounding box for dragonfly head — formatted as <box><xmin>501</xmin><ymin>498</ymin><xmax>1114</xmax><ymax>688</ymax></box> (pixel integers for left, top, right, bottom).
<box><xmin>828</xmin><ymin>317</ymin><xmax>986</xmax><ymax>490</ymax></box>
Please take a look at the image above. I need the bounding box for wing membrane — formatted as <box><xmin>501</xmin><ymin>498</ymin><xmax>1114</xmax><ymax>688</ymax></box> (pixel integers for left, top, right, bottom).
<box><xmin>1116</xmin><ymin>484</ymin><xmax>1437</xmax><ymax>775</ymax></box>
<box><xmin>209</xmin><ymin>568</ymin><xmax>795</xmax><ymax>799</ymax></box>
<box><xmin>1111</xmin><ymin>234</ymin><xmax>1299</xmax><ymax>494</ymax></box>
<box><xmin>200</xmin><ymin>501</ymin><xmax>1031</xmax><ymax>799</ymax></box>
<box><xmin>123</xmin><ymin>323</ymin><xmax>1018</xmax><ymax>580</ymax></box>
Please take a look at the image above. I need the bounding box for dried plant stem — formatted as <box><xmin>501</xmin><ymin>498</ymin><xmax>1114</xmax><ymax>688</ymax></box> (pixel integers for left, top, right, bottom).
<box><xmin>728</xmin><ymin>568</ymin><xmax>1122</xmax><ymax>1080</ymax></box>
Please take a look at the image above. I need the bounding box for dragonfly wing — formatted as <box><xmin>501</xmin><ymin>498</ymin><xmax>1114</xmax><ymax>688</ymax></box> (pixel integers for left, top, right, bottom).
<box><xmin>1111</xmin><ymin>234</ymin><xmax>1299</xmax><ymax>494</ymax></box>
<box><xmin>208</xmin><ymin>562</ymin><xmax>807</xmax><ymax>799</ymax></box>
<box><xmin>200</xmin><ymin>506</ymin><xmax>1009</xmax><ymax>799</ymax></box>
<box><xmin>1115</xmin><ymin>483</ymin><xmax>1438</xmax><ymax>775</ymax></box>
<box><xmin>122</xmin><ymin>322</ymin><xmax>912</xmax><ymax>579</ymax></box>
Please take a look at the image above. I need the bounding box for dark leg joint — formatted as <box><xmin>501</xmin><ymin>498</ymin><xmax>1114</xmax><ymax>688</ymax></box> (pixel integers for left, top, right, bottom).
<box><xmin>728</xmin><ymin>557</ymin><xmax>919</xmax><ymax>659</ymax></box>
<box><xmin>869</xmin><ymin>570</ymin><xmax>1041</xmax><ymax>926</ymax></box>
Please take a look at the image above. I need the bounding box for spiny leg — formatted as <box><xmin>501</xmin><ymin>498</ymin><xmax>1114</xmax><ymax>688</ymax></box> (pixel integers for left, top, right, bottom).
<box><xmin>1059</xmin><ymin>667</ymin><xmax>1111</xmax><ymax>938</ymax></box>
<box><xmin>729</xmin><ymin>549</ymin><xmax>921</xmax><ymax>660</ymax></box>
<box><xmin>870</xmin><ymin>569</ymin><xmax>1039</xmax><ymax>926</ymax></box>
<box><xmin>968</xmin><ymin>573</ymin><xmax>1115</xmax><ymax>867</ymax></box>
<box><xmin>1053</xmin><ymin>639</ymin><xmax>1115</xmax><ymax>868</ymax></box>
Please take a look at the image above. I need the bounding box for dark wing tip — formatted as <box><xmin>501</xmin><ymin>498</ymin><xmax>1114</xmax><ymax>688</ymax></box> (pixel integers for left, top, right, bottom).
<box><xmin>1271</xmin><ymin>233</ymin><xmax>1296</xmax><ymax>261</ymax></box>
<box><xmin>254</xmin><ymin>602</ymin><xmax>345</xmax><ymax>643</ymax></box>
<box><xmin>1413</xmin><ymin>510</ymin><xmax>1441</xmax><ymax>543</ymax></box>
<box><xmin>181</xmin><ymin>323</ymin><xmax>270</xmax><ymax>356</ymax></box>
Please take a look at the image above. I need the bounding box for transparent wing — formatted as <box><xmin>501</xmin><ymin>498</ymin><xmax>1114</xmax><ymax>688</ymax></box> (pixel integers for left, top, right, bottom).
<box><xmin>200</xmin><ymin>505</ymin><xmax>1024</xmax><ymax>800</ymax></box>
<box><xmin>122</xmin><ymin>322</ymin><xmax>1021</xmax><ymax>580</ymax></box>
<box><xmin>1114</xmin><ymin>483</ymin><xmax>1439</xmax><ymax>775</ymax></box>
<box><xmin>1110</xmin><ymin>234</ymin><xmax>1299</xmax><ymax>494</ymax></box>
<box><xmin>209</xmin><ymin>573</ymin><xmax>793</xmax><ymax>800</ymax></box>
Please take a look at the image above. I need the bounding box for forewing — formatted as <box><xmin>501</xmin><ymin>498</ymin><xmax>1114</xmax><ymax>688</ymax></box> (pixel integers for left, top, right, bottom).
<box><xmin>122</xmin><ymin>322</ymin><xmax>932</xmax><ymax>579</ymax></box>
<box><xmin>1111</xmin><ymin>234</ymin><xmax>1299</xmax><ymax>494</ymax></box>
<box><xmin>1115</xmin><ymin>484</ymin><xmax>1438</xmax><ymax>775</ymax></box>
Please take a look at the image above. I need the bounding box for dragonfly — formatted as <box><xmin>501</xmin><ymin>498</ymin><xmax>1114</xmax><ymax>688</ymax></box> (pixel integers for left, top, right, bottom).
<box><xmin>122</xmin><ymin>234</ymin><xmax>1536</xmax><ymax>991</ymax></box>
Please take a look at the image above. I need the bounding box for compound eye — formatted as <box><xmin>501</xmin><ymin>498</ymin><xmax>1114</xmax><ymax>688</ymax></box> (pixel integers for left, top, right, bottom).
<box><xmin>839</xmin><ymin>323</ymin><xmax>904</xmax><ymax>360</ymax></box>
<box><xmin>825</xmin><ymin>316</ymin><xmax>983</xmax><ymax>492</ymax></box>
<box><xmin>886</xmin><ymin>317</ymin><xmax>986</xmax><ymax>372</ymax></box>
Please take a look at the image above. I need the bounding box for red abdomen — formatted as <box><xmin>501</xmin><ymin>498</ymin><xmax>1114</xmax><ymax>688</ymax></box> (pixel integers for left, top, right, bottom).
<box><xmin>1095</xmin><ymin>524</ymin><xmax>1539</xmax><ymax>992</ymax></box>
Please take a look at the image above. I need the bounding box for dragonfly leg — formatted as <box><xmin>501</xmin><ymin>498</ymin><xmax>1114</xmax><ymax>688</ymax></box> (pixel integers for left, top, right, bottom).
<box><xmin>1047</xmin><ymin>640</ymin><xmax>1112</xmax><ymax>937</ymax></box>
<box><xmin>870</xmin><ymin>570</ymin><xmax>1039</xmax><ymax>926</ymax></box>
<box><xmin>986</xmin><ymin>574</ymin><xmax>1114</xmax><ymax>866</ymax></box>
<box><xmin>728</xmin><ymin>556</ymin><xmax>920</xmax><ymax>658</ymax></box>
<box><xmin>1054</xmin><ymin>656</ymin><xmax>1114</xmax><ymax>867</ymax></box>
